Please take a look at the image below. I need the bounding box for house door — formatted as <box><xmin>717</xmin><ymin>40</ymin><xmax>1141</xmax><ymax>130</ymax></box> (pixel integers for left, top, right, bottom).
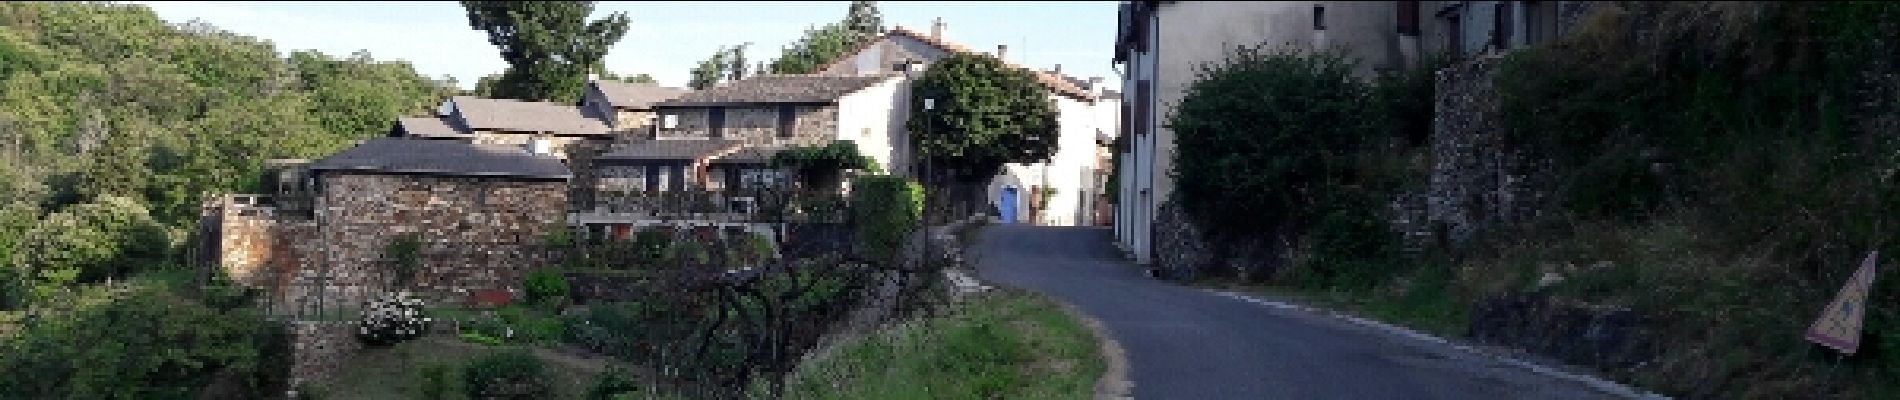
<box><xmin>1000</xmin><ymin>187</ymin><xmax>1017</xmax><ymax>223</ymax></box>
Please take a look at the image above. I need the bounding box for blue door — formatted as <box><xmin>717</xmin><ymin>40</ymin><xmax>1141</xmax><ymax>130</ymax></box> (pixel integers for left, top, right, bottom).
<box><xmin>999</xmin><ymin>187</ymin><xmax>1017</xmax><ymax>223</ymax></box>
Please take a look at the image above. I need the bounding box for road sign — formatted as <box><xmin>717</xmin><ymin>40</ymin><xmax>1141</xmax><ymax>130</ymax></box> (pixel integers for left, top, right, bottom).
<box><xmin>1805</xmin><ymin>251</ymin><xmax>1878</xmax><ymax>355</ymax></box>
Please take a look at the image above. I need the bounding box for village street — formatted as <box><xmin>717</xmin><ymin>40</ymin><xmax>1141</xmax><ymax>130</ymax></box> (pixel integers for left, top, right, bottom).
<box><xmin>971</xmin><ymin>225</ymin><xmax>1637</xmax><ymax>400</ymax></box>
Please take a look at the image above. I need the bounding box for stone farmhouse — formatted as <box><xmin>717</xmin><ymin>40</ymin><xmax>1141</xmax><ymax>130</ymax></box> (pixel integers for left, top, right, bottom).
<box><xmin>207</xmin><ymin>138</ymin><xmax>571</xmax><ymax>314</ymax></box>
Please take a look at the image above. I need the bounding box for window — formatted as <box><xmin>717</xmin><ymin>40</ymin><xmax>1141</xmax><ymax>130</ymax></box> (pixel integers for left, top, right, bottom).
<box><xmin>1494</xmin><ymin>2</ymin><xmax>1513</xmax><ymax>50</ymax></box>
<box><xmin>778</xmin><ymin>105</ymin><xmax>797</xmax><ymax>138</ymax></box>
<box><xmin>1397</xmin><ymin>1</ymin><xmax>1421</xmax><ymax>36</ymax></box>
<box><xmin>709</xmin><ymin>107</ymin><xmax>726</xmax><ymax>138</ymax></box>
<box><xmin>1313</xmin><ymin>5</ymin><xmax>1326</xmax><ymax>31</ymax></box>
<box><xmin>647</xmin><ymin>165</ymin><xmax>662</xmax><ymax>191</ymax></box>
<box><xmin>1135</xmin><ymin>80</ymin><xmax>1151</xmax><ymax>136</ymax></box>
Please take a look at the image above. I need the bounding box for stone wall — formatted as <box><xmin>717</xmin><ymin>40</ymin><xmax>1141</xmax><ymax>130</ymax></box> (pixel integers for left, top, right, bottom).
<box><xmin>286</xmin><ymin>320</ymin><xmax>362</xmax><ymax>390</ymax></box>
<box><xmin>1392</xmin><ymin>54</ymin><xmax>1552</xmax><ymax>253</ymax></box>
<box><xmin>659</xmin><ymin>105</ymin><xmax>839</xmax><ymax>146</ymax></box>
<box><xmin>1149</xmin><ymin>199</ymin><xmax>1211</xmax><ymax>280</ymax></box>
<box><xmin>282</xmin><ymin>173</ymin><xmax>568</xmax><ymax>311</ymax></box>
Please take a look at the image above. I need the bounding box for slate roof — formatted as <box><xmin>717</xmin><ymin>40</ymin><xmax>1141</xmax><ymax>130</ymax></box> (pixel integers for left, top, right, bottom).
<box><xmin>392</xmin><ymin>117</ymin><xmax>467</xmax><ymax>139</ymax></box>
<box><xmin>448</xmin><ymin>96</ymin><xmax>610</xmax><ymax>135</ymax></box>
<box><xmin>308</xmin><ymin>138</ymin><xmax>573</xmax><ymax>180</ymax></box>
<box><xmin>656</xmin><ymin>76</ymin><xmax>892</xmax><ymax>107</ymax></box>
<box><xmin>597</xmin><ymin>139</ymin><xmax>747</xmax><ymax>162</ymax></box>
<box><xmin>590</xmin><ymin>81</ymin><xmax>689</xmax><ymax>110</ymax></box>
<box><xmin>823</xmin><ymin>26</ymin><xmax>1097</xmax><ymax>101</ymax></box>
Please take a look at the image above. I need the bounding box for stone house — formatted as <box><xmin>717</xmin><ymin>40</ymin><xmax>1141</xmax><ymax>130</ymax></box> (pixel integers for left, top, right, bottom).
<box><xmin>207</xmin><ymin>138</ymin><xmax>571</xmax><ymax>314</ymax></box>
<box><xmin>642</xmin><ymin>75</ymin><xmax>903</xmax><ymax>182</ymax></box>
<box><xmin>1111</xmin><ymin>1</ymin><xmax>1596</xmax><ymax>264</ymax></box>
<box><xmin>579</xmin><ymin>78</ymin><xmax>690</xmax><ymax>135</ymax></box>
<box><xmin>818</xmin><ymin>22</ymin><xmax>1121</xmax><ymax>227</ymax></box>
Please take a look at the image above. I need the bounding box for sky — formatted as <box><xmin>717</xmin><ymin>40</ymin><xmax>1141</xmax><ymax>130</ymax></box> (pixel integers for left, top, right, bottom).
<box><xmin>133</xmin><ymin>1</ymin><xmax>1123</xmax><ymax>91</ymax></box>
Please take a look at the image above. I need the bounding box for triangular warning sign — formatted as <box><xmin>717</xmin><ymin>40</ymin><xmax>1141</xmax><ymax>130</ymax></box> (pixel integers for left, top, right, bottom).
<box><xmin>1805</xmin><ymin>251</ymin><xmax>1878</xmax><ymax>355</ymax></box>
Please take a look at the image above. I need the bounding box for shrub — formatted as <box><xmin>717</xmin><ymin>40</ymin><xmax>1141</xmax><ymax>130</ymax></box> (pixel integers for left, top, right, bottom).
<box><xmin>417</xmin><ymin>363</ymin><xmax>453</xmax><ymax>400</ymax></box>
<box><xmin>585</xmin><ymin>366</ymin><xmax>644</xmax><ymax>400</ymax></box>
<box><xmin>772</xmin><ymin>140</ymin><xmax>881</xmax><ymax>189</ymax></box>
<box><xmin>522</xmin><ymin>268</ymin><xmax>569</xmax><ymax>307</ymax></box>
<box><xmin>850</xmin><ymin>174</ymin><xmax>924</xmax><ymax>265</ymax></box>
<box><xmin>385</xmin><ymin>233</ymin><xmax>422</xmax><ymax>286</ymax></box>
<box><xmin>358</xmin><ymin>291</ymin><xmax>430</xmax><ymax>346</ymax></box>
<box><xmin>462</xmin><ymin>350</ymin><xmax>553</xmax><ymax>400</ymax></box>
<box><xmin>1167</xmin><ymin>45</ymin><xmax>1383</xmax><ymax>241</ymax></box>
<box><xmin>0</xmin><ymin>282</ymin><xmax>270</xmax><ymax>399</ymax></box>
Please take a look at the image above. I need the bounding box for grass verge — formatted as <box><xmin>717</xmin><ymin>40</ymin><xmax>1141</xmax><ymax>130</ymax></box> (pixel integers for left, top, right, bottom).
<box><xmin>306</xmin><ymin>336</ymin><xmax>617</xmax><ymax>399</ymax></box>
<box><xmin>783</xmin><ymin>289</ymin><xmax>1106</xmax><ymax>399</ymax></box>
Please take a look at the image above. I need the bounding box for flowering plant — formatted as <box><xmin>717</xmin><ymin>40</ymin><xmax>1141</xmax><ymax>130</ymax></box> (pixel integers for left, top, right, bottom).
<box><xmin>358</xmin><ymin>290</ymin><xmax>431</xmax><ymax>346</ymax></box>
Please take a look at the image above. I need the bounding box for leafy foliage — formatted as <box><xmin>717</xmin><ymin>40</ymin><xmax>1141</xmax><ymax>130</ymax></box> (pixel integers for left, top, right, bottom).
<box><xmin>771</xmin><ymin>140</ymin><xmax>879</xmax><ymax>189</ymax></box>
<box><xmin>14</xmin><ymin>195</ymin><xmax>169</xmax><ymax>298</ymax></box>
<box><xmin>385</xmin><ymin>233</ymin><xmax>422</xmax><ymax>286</ymax></box>
<box><xmin>1168</xmin><ymin>46</ymin><xmax>1385</xmax><ymax>239</ymax></box>
<box><xmin>0</xmin><ymin>281</ymin><xmax>275</xmax><ymax>399</ymax></box>
<box><xmin>462</xmin><ymin>349</ymin><xmax>555</xmax><ymax>400</ymax></box>
<box><xmin>688</xmin><ymin>46</ymin><xmax>731</xmax><ymax>90</ymax></box>
<box><xmin>523</xmin><ymin>268</ymin><xmax>570</xmax><ymax>307</ymax></box>
<box><xmin>0</xmin><ymin>2</ymin><xmax>456</xmax><ymax>263</ymax></box>
<box><xmin>850</xmin><ymin>175</ymin><xmax>924</xmax><ymax>266</ymax></box>
<box><xmin>460</xmin><ymin>1</ymin><xmax>630</xmax><ymax>102</ymax></box>
<box><xmin>769</xmin><ymin>1</ymin><xmax>883</xmax><ymax>75</ymax></box>
<box><xmin>907</xmin><ymin>53</ymin><xmax>1060</xmax><ymax>185</ymax></box>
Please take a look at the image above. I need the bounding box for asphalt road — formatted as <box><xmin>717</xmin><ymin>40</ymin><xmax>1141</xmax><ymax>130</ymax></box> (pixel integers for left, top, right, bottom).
<box><xmin>969</xmin><ymin>225</ymin><xmax>1631</xmax><ymax>400</ymax></box>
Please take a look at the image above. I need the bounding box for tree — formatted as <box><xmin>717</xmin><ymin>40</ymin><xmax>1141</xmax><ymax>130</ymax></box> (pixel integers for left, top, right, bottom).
<box><xmin>905</xmin><ymin>53</ymin><xmax>1059</xmax><ymax>202</ymax></box>
<box><xmin>769</xmin><ymin>1</ymin><xmax>884</xmax><ymax>75</ymax></box>
<box><xmin>15</xmin><ymin>195</ymin><xmax>168</xmax><ymax>298</ymax></box>
<box><xmin>844</xmin><ymin>1</ymin><xmax>884</xmax><ymax>39</ymax></box>
<box><xmin>727</xmin><ymin>43</ymin><xmax>752</xmax><ymax>81</ymax></box>
<box><xmin>461</xmin><ymin>1</ymin><xmax>631</xmax><ymax>103</ymax></box>
<box><xmin>688</xmin><ymin>46</ymin><xmax>730</xmax><ymax>90</ymax></box>
<box><xmin>0</xmin><ymin>282</ymin><xmax>275</xmax><ymax>399</ymax></box>
<box><xmin>598</xmin><ymin>70</ymin><xmax>655</xmax><ymax>84</ymax></box>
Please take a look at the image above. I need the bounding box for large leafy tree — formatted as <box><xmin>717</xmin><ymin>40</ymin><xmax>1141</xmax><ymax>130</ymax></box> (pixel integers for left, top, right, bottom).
<box><xmin>769</xmin><ymin>2</ymin><xmax>884</xmax><ymax>75</ymax></box>
<box><xmin>461</xmin><ymin>1</ymin><xmax>630</xmax><ymax>102</ymax></box>
<box><xmin>906</xmin><ymin>53</ymin><xmax>1059</xmax><ymax>187</ymax></box>
<box><xmin>688</xmin><ymin>46</ymin><xmax>731</xmax><ymax>90</ymax></box>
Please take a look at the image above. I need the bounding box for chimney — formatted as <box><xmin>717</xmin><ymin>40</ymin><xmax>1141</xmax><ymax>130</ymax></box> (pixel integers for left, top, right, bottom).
<box><xmin>997</xmin><ymin>44</ymin><xmax>1008</xmax><ymax>61</ymax></box>
<box><xmin>931</xmin><ymin>17</ymin><xmax>945</xmax><ymax>39</ymax></box>
<box><xmin>1054</xmin><ymin>64</ymin><xmax>1063</xmax><ymax>75</ymax></box>
<box><xmin>1088</xmin><ymin>77</ymin><xmax>1105</xmax><ymax>97</ymax></box>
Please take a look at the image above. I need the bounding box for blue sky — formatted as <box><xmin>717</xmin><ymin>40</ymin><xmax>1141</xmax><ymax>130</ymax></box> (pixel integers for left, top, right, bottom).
<box><xmin>134</xmin><ymin>1</ymin><xmax>1122</xmax><ymax>91</ymax></box>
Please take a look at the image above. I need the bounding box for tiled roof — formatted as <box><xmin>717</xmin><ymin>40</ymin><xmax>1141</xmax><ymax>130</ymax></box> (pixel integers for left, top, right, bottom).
<box><xmin>825</xmin><ymin>26</ymin><xmax>1097</xmax><ymax>101</ymax></box>
<box><xmin>598</xmin><ymin>139</ymin><xmax>747</xmax><ymax>161</ymax></box>
<box><xmin>308</xmin><ymin>138</ymin><xmax>572</xmax><ymax>180</ymax></box>
<box><xmin>591</xmin><ymin>81</ymin><xmax>689</xmax><ymax>110</ymax></box>
<box><xmin>393</xmin><ymin>117</ymin><xmax>467</xmax><ymax>138</ymax></box>
<box><xmin>657</xmin><ymin>76</ymin><xmax>892</xmax><ymax>107</ymax></box>
<box><xmin>449</xmin><ymin>96</ymin><xmax>610</xmax><ymax>135</ymax></box>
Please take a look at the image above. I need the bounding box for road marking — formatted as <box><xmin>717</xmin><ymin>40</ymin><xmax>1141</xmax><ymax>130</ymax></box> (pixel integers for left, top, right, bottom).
<box><xmin>1211</xmin><ymin>290</ymin><xmax>1670</xmax><ymax>400</ymax></box>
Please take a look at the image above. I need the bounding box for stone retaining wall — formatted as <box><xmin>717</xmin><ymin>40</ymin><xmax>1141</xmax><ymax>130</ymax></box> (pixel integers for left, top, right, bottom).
<box><xmin>286</xmin><ymin>320</ymin><xmax>363</xmax><ymax>390</ymax></box>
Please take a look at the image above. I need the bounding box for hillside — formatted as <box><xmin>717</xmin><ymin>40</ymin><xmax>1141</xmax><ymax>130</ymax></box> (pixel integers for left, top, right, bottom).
<box><xmin>0</xmin><ymin>2</ymin><xmax>457</xmax><ymax>298</ymax></box>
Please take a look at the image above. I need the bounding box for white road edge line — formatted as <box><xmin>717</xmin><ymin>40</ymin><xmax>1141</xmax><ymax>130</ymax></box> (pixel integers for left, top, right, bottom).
<box><xmin>1211</xmin><ymin>290</ymin><xmax>1671</xmax><ymax>400</ymax></box>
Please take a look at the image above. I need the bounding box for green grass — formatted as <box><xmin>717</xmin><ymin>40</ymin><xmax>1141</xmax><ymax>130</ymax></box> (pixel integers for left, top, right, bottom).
<box><xmin>1198</xmin><ymin>265</ymin><xmax>1472</xmax><ymax>339</ymax></box>
<box><xmin>783</xmin><ymin>289</ymin><xmax>1106</xmax><ymax>400</ymax></box>
<box><xmin>306</xmin><ymin>336</ymin><xmax>623</xmax><ymax>400</ymax></box>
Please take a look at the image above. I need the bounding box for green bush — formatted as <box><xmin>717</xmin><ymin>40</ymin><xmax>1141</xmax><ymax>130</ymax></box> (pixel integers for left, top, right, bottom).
<box><xmin>850</xmin><ymin>174</ymin><xmax>923</xmax><ymax>265</ymax></box>
<box><xmin>462</xmin><ymin>350</ymin><xmax>553</xmax><ymax>400</ymax></box>
<box><xmin>523</xmin><ymin>268</ymin><xmax>569</xmax><ymax>307</ymax></box>
<box><xmin>385</xmin><ymin>233</ymin><xmax>422</xmax><ymax>286</ymax></box>
<box><xmin>416</xmin><ymin>363</ymin><xmax>453</xmax><ymax>400</ymax></box>
<box><xmin>772</xmin><ymin>140</ymin><xmax>881</xmax><ymax>189</ymax></box>
<box><xmin>585</xmin><ymin>366</ymin><xmax>644</xmax><ymax>400</ymax></box>
<box><xmin>0</xmin><ymin>281</ymin><xmax>272</xmax><ymax>399</ymax></box>
<box><xmin>1167</xmin><ymin>45</ymin><xmax>1384</xmax><ymax>240</ymax></box>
